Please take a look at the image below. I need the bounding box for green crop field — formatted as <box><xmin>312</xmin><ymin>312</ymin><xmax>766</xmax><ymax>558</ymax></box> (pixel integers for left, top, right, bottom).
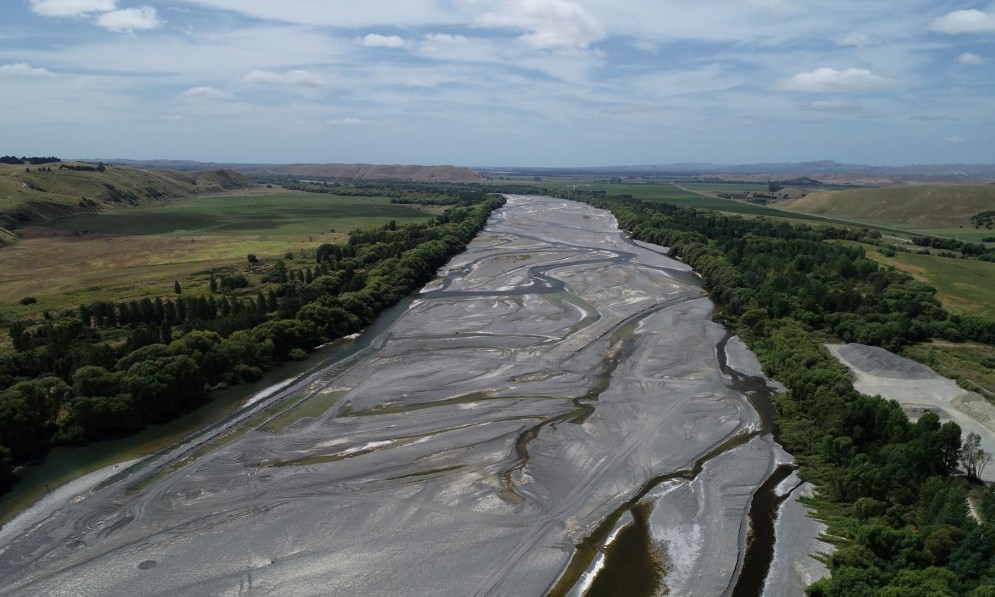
<box><xmin>0</xmin><ymin>190</ymin><xmax>441</xmax><ymax>321</ymax></box>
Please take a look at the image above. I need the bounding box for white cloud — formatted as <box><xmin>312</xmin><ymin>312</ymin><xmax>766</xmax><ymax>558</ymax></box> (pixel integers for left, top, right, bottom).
<box><xmin>159</xmin><ymin>114</ymin><xmax>182</xmax><ymax>120</ymax></box>
<box><xmin>325</xmin><ymin>118</ymin><xmax>367</xmax><ymax>125</ymax></box>
<box><xmin>404</xmin><ymin>78</ymin><xmax>438</xmax><ymax>88</ymax></box>
<box><xmin>477</xmin><ymin>0</ymin><xmax>605</xmax><ymax>50</ymax></box>
<box><xmin>958</xmin><ymin>52</ymin><xmax>983</xmax><ymax>65</ymax></box>
<box><xmin>780</xmin><ymin>67</ymin><xmax>899</xmax><ymax>93</ymax></box>
<box><xmin>245</xmin><ymin>69</ymin><xmax>324</xmax><ymax>87</ymax></box>
<box><xmin>837</xmin><ymin>32</ymin><xmax>873</xmax><ymax>47</ymax></box>
<box><xmin>633</xmin><ymin>64</ymin><xmax>742</xmax><ymax>98</ymax></box>
<box><xmin>929</xmin><ymin>9</ymin><xmax>995</xmax><ymax>35</ymax></box>
<box><xmin>424</xmin><ymin>33</ymin><xmax>469</xmax><ymax>44</ymax></box>
<box><xmin>360</xmin><ymin>34</ymin><xmax>406</xmax><ymax>48</ymax></box>
<box><xmin>182</xmin><ymin>86</ymin><xmax>232</xmax><ymax>100</ymax></box>
<box><xmin>0</xmin><ymin>63</ymin><xmax>56</xmax><ymax>78</ymax></box>
<box><xmin>29</xmin><ymin>0</ymin><xmax>116</xmax><ymax>17</ymax></box>
<box><xmin>807</xmin><ymin>99</ymin><xmax>861</xmax><ymax>111</ymax></box>
<box><xmin>945</xmin><ymin>136</ymin><xmax>964</xmax><ymax>144</ymax></box>
<box><xmin>96</xmin><ymin>6</ymin><xmax>163</xmax><ymax>32</ymax></box>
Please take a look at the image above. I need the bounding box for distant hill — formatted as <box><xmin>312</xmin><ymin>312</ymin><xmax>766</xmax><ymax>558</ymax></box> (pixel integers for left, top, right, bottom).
<box><xmin>778</xmin><ymin>185</ymin><xmax>995</xmax><ymax>228</ymax></box>
<box><xmin>480</xmin><ymin>161</ymin><xmax>995</xmax><ymax>185</ymax></box>
<box><xmin>101</xmin><ymin>159</ymin><xmax>272</xmax><ymax>172</ymax></box>
<box><xmin>100</xmin><ymin>160</ymin><xmax>486</xmax><ymax>183</ymax></box>
<box><xmin>0</xmin><ymin>162</ymin><xmax>254</xmax><ymax>231</ymax></box>
<box><xmin>247</xmin><ymin>163</ymin><xmax>485</xmax><ymax>183</ymax></box>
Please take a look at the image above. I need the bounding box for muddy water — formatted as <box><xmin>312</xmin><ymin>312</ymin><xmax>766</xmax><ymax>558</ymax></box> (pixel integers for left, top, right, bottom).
<box><xmin>549</xmin><ymin>330</ymin><xmax>788</xmax><ymax>597</ymax></box>
<box><xmin>0</xmin><ymin>196</ymin><xmax>802</xmax><ymax>597</ymax></box>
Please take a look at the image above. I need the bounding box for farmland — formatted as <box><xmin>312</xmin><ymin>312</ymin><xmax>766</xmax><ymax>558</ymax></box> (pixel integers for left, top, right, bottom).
<box><xmin>858</xmin><ymin>242</ymin><xmax>995</xmax><ymax>319</ymax></box>
<box><xmin>0</xmin><ymin>189</ymin><xmax>440</xmax><ymax>322</ymax></box>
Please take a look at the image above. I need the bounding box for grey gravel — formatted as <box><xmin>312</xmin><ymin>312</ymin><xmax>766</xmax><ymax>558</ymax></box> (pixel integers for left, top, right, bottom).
<box><xmin>1</xmin><ymin>196</ymin><xmax>820</xmax><ymax>596</ymax></box>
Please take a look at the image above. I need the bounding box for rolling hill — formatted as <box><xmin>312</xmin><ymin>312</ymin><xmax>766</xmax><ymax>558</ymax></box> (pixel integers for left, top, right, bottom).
<box><xmin>103</xmin><ymin>160</ymin><xmax>486</xmax><ymax>183</ymax></box>
<box><xmin>0</xmin><ymin>162</ymin><xmax>255</xmax><ymax>233</ymax></box>
<box><xmin>777</xmin><ymin>185</ymin><xmax>995</xmax><ymax>229</ymax></box>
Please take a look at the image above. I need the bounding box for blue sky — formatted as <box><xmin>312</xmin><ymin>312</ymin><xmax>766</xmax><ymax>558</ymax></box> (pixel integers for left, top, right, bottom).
<box><xmin>2</xmin><ymin>0</ymin><xmax>994</xmax><ymax>166</ymax></box>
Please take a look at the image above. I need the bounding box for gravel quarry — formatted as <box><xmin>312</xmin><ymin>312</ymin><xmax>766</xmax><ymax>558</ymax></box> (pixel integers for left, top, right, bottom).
<box><xmin>0</xmin><ymin>196</ymin><xmax>826</xmax><ymax>596</ymax></box>
<box><xmin>829</xmin><ymin>343</ymin><xmax>995</xmax><ymax>482</ymax></box>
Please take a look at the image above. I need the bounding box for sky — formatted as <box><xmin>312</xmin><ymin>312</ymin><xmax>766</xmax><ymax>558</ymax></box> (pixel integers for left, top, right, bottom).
<box><xmin>1</xmin><ymin>0</ymin><xmax>994</xmax><ymax>167</ymax></box>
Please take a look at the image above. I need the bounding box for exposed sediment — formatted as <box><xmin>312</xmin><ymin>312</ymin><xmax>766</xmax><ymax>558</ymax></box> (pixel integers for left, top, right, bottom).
<box><xmin>1</xmin><ymin>196</ymin><xmax>820</xmax><ymax>596</ymax></box>
<box><xmin>829</xmin><ymin>342</ymin><xmax>995</xmax><ymax>482</ymax></box>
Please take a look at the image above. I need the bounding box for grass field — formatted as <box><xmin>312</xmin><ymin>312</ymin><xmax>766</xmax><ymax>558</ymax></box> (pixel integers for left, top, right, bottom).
<box><xmin>0</xmin><ymin>162</ymin><xmax>252</xmax><ymax>224</ymax></box>
<box><xmin>512</xmin><ymin>177</ymin><xmax>913</xmax><ymax>229</ymax></box>
<box><xmin>779</xmin><ymin>185</ymin><xmax>995</xmax><ymax>241</ymax></box>
<box><xmin>0</xmin><ymin>189</ymin><xmax>440</xmax><ymax>320</ymax></box>
<box><xmin>682</xmin><ymin>182</ymin><xmax>769</xmax><ymax>194</ymax></box>
<box><xmin>854</xmin><ymin>242</ymin><xmax>995</xmax><ymax>319</ymax></box>
<box><xmin>41</xmin><ymin>192</ymin><xmax>432</xmax><ymax>237</ymax></box>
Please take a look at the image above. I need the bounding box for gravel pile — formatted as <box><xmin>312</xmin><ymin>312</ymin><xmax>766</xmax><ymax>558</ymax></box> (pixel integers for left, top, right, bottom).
<box><xmin>835</xmin><ymin>343</ymin><xmax>937</xmax><ymax>380</ymax></box>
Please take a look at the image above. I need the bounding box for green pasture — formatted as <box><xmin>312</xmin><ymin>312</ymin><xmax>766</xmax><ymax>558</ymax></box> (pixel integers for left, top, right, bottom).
<box><xmin>43</xmin><ymin>192</ymin><xmax>438</xmax><ymax>238</ymax></box>
<box><xmin>681</xmin><ymin>182</ymin><xmax>769</xmax><ymax>194</ymax></box>
<box><xmin>528</xmin><ymin>178</ymin><xmax>924</xmax><ymax>230</ymax></box>
<box><xmin>863</xmin><ymin>245</ymin><xmax>995</xmax><ymax>319</ymax></box>
<box><xmin>0</xmin><ymin>191</ymin><xmax>441</xmax><ymax>319</ymax></box>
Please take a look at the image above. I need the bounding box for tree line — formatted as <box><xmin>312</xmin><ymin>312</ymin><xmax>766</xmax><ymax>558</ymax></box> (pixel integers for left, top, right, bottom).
<box><xmin>910</xmin><ymin>235</ymin><xmax>995</xmax><ymax>262</ymax></box>
<box><xmin>0</xmin><ymin>194</ymin><xmax>505</xmax><ymax>492</ymax></box>
<box><xmin>562</xmin><ymin>190</ymin><xmax>995</xmax><ymax>595</ymax></box>
<box><xmin>0</xmin><ymin>156</ymin><xmax>61</xmax><ymax>165</ymax></box>
<box><xmin>259</xmin><ymin>177</ymin><xmax>490</xmax><ymax>206</ymax></box>
<box><xmin>57</xmin><ymin>162</ymin><xmax>106</xmax><ymax>173</ymax></box>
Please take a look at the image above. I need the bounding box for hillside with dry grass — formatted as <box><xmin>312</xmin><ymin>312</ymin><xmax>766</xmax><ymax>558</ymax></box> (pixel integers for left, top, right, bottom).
<box><xmin>0</xmin><ymin>162</ymin><xmax>254</xmax><ymax>231</ymax></box>
<box><xmin>778</xmin><ymin>184</ymin><xmax>995</xmax><ymax>228</ymax></box>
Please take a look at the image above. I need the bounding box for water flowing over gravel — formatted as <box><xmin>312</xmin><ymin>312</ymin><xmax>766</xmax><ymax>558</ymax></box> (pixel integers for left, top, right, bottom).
<box><xmin>0</xmin><ymin>196</ymin><xmax>825</xmax><ymax>596</ymax></box>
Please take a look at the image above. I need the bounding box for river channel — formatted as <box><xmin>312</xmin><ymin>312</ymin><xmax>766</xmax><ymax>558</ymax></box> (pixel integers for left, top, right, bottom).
<box><xmin>0</xmin><ymin>196</ymin><xmax>819</xmax><ymax>596</ymax></box>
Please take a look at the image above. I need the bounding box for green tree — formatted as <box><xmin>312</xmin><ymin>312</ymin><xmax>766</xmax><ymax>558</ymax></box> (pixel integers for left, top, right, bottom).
<box><xmin>960</xmin><ymin>432</ymin><xmax>991</xmax><ymax>481</ymax></box>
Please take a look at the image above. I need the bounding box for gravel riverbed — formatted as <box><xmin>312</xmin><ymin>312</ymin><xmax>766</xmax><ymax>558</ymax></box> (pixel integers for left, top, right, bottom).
<box><xmin>0</xmin><ymin>196</ymin><xmax>827</xmax><ymax>596</ymax></box>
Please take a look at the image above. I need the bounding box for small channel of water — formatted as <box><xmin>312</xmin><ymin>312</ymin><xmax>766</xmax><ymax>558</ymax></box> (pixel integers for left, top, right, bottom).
<box><xmin>0</xmin><ymin>294</ymin><xmax>417</xmax><ymax>529</ymax></box>
<box><xmin>550</xmin><ymin>331</ymin><xmax>788</xmax><ymax>597</ymax></box>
